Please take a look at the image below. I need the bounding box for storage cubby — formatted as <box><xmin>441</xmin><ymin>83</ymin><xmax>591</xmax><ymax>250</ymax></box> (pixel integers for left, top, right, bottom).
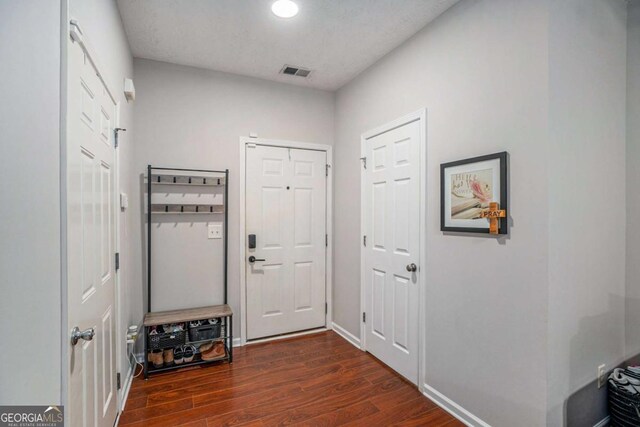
<box><xmin>143</xmin><ymin>166</ymin><xmax>232</xmax><ymax>378</ymax></box>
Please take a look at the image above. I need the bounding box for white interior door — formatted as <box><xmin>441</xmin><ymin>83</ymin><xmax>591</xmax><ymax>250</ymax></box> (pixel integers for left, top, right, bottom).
<box><xmin>67</xmin><ymin>26</ymin><xmax>118</xmax><ymax>427</ymax></box>
<box><xmin>363</xmin><ymin>119</ymin><xmax>421</xmax><ymax>384</ymax></box>
<box><xmin>245</xmin><ymin>145</ymin><xmax>327</xmax><ymax>340</ymax></box>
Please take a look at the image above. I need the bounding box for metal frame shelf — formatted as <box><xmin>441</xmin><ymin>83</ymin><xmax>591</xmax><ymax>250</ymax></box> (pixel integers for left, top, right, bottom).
<box><xmin>143</xmin><ymin>165</ymin><xmax>231</xmax><ymax>379</ymax></box>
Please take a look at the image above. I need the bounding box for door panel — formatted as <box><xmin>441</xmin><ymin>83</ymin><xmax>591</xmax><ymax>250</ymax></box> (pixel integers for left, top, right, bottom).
<box><xmin>261</xmin><ymin>264</ymin><xmax>285</xmax><ymax>316</ymax></box>
<box><xmin>262</xmin><ymin>187</ymin><xmax>285</xmax><ymax>249</ymax></box>
<box><xmin>100</xmin><ymin>307</ymin><xmax>114</xmax><ymax>415</ymax></box>
<box><xmin>293</xmin><ymin>188</ymin><xmax>312</xmax><ymax>246</ymax></box>
<box><xmin>246</xmin><ymin>145</ymin><xmax>327</xmax><ymax>340</ymax></box>
<box><xmin>67</xmin><ymin>33</ymin><xmax>118</xmax><ymax>427</ymax></box>
<box><xmin>364</xmin><ymin>120</ymin><xmax>421</xmax><ymax>384</ymax></box>
<box><xmin>99</xmin><ymin>162</ymin><xmax>112</xmax><ymax>282</ymax></box>
<box><xmin>372</xmin><ymin>269</ymin><xmax>386</xmax><ymax>338</ymax></box>
<box><xmin>392</xmin><ymin>274</ymin><xmax>410</xmax><ymax>351</ymax></box>
<box><xmin>372</xmin><ymin>182</ymin><xmax>386</xmax><ymax>249</ymax></box>
<box><xmin>394</xmin><ymin>179</ymin><xmax>411</xmax><ymax>253</ymax></box>
<box><xmin>294</xmin><ymin>261</ymin><xmax>313</xmax><ymax>311</ymax></box>
<box><xmin>80</xmin><ymin>338</ymin><xmax>96</xmax><ymax>426</ymax></box>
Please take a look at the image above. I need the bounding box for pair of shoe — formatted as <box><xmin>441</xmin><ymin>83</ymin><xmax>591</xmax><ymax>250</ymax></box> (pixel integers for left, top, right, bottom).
<box><xmin>200</xmin><ymin>341</ymin><xmax>225</xmax><ymax>361</ymax></box>
<box><xmin>148</xmin><ymin>348</ymin><xmax>173</xmax><ymax>368</ymax></box>
<box><xmin>173</xmin><ymin>345</ymin><xmax>196</xmax><ymax>365</ymax></box>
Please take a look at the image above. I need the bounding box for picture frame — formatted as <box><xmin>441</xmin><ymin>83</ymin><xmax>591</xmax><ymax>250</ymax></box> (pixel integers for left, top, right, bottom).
<box><xmin>440</xmin><ymin>151</ymin><xmax>508</xmax><ymax>234</ymax></box>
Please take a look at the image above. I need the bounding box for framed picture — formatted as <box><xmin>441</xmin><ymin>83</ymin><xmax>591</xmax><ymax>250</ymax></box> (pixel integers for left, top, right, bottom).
<box><xmin>440</xmin><ymin>152</ymin><xmax>508</xmax><ymax>234</ymax></box>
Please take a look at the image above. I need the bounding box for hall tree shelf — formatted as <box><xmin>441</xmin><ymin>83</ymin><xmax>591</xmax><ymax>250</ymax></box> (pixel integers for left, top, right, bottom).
<box><xmin>143</xmin><ymin>165</ymin><xmax>232</xmax><ymax>379</ymax></box>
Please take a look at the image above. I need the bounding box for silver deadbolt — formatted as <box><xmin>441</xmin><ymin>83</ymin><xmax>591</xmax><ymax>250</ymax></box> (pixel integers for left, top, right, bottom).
<box><xmin>71</xmin><ymin>326</ymin><xmax>95</xmax><ymax>346</ymax></box>
<box><xmin>406</xmin><ymin>263</ymin><xmax>417</xmax><ymax>272</ymax></box>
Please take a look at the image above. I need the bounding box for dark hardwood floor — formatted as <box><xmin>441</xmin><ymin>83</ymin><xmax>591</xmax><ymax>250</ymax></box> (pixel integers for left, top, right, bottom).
<box><xmin>120</xmin><ymin>331</ymin><xmax>464</xmax><ymax>426</ymax></box>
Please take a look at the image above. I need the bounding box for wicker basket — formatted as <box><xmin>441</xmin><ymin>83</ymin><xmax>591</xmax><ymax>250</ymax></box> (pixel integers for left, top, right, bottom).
<box><xmin>148</xmin><ymin>329</ymin><xmax>186</xmax><ymax>350</ymax></box>
<box><xmin>608</xmin><ymin>370</ymin><xmax>640</xmax><ymax>427</ymax></box>
<box><xmin>189</xmin><ymin>319</ymin><xmax>222</xmax><ymax>342</ymax></box>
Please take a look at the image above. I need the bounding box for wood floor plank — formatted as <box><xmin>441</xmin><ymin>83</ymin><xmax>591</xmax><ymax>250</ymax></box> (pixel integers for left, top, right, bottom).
<box><xmin>146</xmin><ymin>360</ymin><xmax>312</xmax><ymax>406</ymax></box>
<box><xmin>122</xmin><ymin>331</ymin><xmax>455</xmax><ymax>426</ymax></box>
<box><xmin>394</xmin><ymin>407</ymin><xmax>456</xmax><ymax>427</ymax></box>
<box><xmin>343</xmin><ymin>397</ymin><xmax>436</xmax><ymax>426</ymax></box>
<box><xmin>441</xmin><ymin>419</ymin><xmax>467</xmax><ymax>427</ymax></box>
<box><xmin>204</xmin><ymin>377</ymin><xmax>372</xmax><ymax>427</ymax></box>
<box><xmin>257</xmin><ymin>376</ymin><xmax>406</xmax><ymax>426</ymax></box>
<box><xmin>370</xmin><ymin>385</ymin><xmax>423</xmax><ymax>412</ymax></box>
<box><xmin>119</xmin><ymin>397</ymin><xmax>193</xmax><ymax>425</ymax></box>
<box><xmin>177</xmin><ymin>420</ymin><xmax>208</xmax><ymax>427</ymax></box>
<box><xmin>287</xmin><ymin>401</ymin><xmax>379</xmax><ymax>427</ymax></box>
<box><xmin>298</xmin><ymin>363</ymin><xmax>380</xmax><ymax>391</ymax></box>
<box><xmin>123</xmin><ymin>396</ymin><xmax>148</xmax><ymax>411</ymax></box>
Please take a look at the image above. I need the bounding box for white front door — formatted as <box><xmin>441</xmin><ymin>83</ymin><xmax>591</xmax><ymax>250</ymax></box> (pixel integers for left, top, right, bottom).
<box><xmin>245</xmin><ymin>145</ymin><xmax>327</xmax><ymax>340</ymax></box>
<box><xmin>363</xmin><ymin>119</ymin><xmax>421</xmax><ymax>384</ymax></box>
<box><xmin>67</xmin><ymin>27</ymin><xmax>118</xmax><ymax>427</ymax></box>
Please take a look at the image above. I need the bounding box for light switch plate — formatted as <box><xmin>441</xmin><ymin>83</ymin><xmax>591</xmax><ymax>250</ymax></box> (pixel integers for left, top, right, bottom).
<box><xmin>208</xmin><ymin>223</ymin><xmax>223</xmax><ymax>239</ymax></box>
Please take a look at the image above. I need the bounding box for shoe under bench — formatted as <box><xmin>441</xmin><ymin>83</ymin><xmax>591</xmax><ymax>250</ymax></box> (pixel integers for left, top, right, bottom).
<box><xmin>142</xmin><ymin>304</ymin><xmax>233</xmax><ymax>379</ymax></box>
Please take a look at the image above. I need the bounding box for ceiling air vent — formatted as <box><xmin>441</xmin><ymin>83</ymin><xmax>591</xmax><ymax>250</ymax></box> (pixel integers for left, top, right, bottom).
<box><xmin>280</xmin><ymin>65</ymin><xmax>312</xmax><ymax>78</ymax></box>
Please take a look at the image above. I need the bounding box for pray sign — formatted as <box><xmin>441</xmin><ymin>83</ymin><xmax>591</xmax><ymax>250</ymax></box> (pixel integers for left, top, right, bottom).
<box><xmin>480</xmin><ymin>202</ymin><xmax>506</xmax><ymax>235</ymax></box>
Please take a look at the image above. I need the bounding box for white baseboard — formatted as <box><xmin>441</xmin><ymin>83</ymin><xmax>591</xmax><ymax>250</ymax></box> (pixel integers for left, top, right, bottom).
<box><xmin>422</xmin><ymin>383</ymin><xmax>491</xmax><ymax>427</ymax></box>
<box><xmin>593</xmin><ymin>416</ymin><xmax>610</xmax><ymax>427</ymax></box>
<box><xmin>115</xmin><ymin>365</ymin><xmax>134</xmax><ymax>426</ymax></box>
<box><xmin>332</xmin><ymin>322</ymin><xmax>361</xmax><ymax>349</ymax></box>
<box><xmin>120</xmin><ymin>366</ymin><xmax>134</xmax><ymax>411</ymax></box>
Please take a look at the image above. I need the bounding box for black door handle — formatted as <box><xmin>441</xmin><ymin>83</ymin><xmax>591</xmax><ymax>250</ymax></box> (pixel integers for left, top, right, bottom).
<box><xmin>248</xmin><ymin>256</ymin><xmax>265</xmax><ymax>263</ymax></box>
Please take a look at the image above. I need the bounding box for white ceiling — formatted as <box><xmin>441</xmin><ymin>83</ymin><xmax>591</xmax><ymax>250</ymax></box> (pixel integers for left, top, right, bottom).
<box><xmin>117</xmin><ymin>0</ymin><xmax>459</xmax><ymax>91</ymax></box>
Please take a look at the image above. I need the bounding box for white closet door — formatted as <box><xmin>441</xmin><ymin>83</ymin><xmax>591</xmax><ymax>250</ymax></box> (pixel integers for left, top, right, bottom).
<box><xmin>363</xmin><ymin>120</ymin><xmax>421</xmax><ymax>384</ymax></box>
<box><xmin>245</xmin><ymin>145</ymin><xmax>327</xmax><ymax>340</ymax></box>
<box><xmin>67</xmin><ymin>31</ymin><xmax>118</xmax><ymax>427</ymax></box>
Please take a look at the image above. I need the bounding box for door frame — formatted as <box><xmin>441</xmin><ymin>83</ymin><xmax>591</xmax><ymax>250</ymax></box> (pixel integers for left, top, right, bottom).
<box><xmin>61</xmin><ymin>17</ymin><xmax>123</xmax><ymax>417</ymax></box>
<box><xmin>239</xmin><ymin>137</ymin><xmax>333</xmax><ymax>345</ymax></box>
<box><xmin>359</xmin><ymin>108</ymin><xmax>427</xmax><ymax>388</ymax></box>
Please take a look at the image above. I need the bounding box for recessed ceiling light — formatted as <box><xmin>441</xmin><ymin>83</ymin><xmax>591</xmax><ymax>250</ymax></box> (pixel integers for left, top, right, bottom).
<box><xmin>271</xmin><ymin>0</ymin><xmax>299</xmax><ymax>18</ymax></box>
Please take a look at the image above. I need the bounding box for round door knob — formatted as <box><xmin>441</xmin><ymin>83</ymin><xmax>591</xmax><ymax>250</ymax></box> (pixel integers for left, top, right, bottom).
<box><xmin>71</xmin><ymin>326</ymin><xmax>95</xmax><ymax>346</ymax></box>
<box><xmin>406</xmin><ymin>263</ymin><xmax>417</xmax><ymax>272</ymax></box>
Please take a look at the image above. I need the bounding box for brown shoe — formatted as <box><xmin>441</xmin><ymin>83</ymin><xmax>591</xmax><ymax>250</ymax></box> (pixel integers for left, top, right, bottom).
<box><xmin>212</xmin><ymin>342</ymin><xmax>225</xmax><ymax>357</ymax></box>
<box><xmin>163</xmin><ymin>348</ymin><xmax>174</xmax><ymax>365</ymax></box>
<box><xmin>150</xmin><ymin>349</ymin><xmax>163</xmax><ymax>368</ymax></box>
<box><xmin>202</xmin><ymin>342</ymin><xmax>225</xmax><ymax>360</ymax></box>
<box><xmin>199</xmin><ymin>342</ymin><xmax>213</xmax><ymax>353</ymax></box>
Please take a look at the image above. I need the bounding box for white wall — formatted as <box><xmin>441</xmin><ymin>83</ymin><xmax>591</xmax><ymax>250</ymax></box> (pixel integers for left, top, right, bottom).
<box><xmin>0</xmin><ymin>0</ymin><xmax>135</xmax><ymax>406</ymax></box>
<box><xmin>334</xmin><ymin>1</ymin><xmax>550</xmax><ymax>425</ymax></box>
<box><xmin>132</xmin><ymin>59</ymin><xmax>335</xmax><ymax>337</ymax></box>
<box><xmin>0</xmin><ymin>0</ymin><xmax>62</xmax><ymax>405</ymax></box>
<box><xmin>627</xmin><ymin>2</ymin><xmax>640</xmax><ymax>362</ymax></box>
<box><xmin>67</xmin><ymin>0</ymin><xmax>137</xmax><ymax>392</ymax></box>
<box><xmin>547</xmin><ymin>1</ymin><xmax>628</xmax><ymax>425</ymax></box>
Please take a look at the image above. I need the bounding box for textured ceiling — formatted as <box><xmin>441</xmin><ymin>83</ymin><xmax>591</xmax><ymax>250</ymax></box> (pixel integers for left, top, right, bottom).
<box><xmin>117</xmin><ymin>0</ymin><xmax>459</xmax><ymax>91</ymax></box>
